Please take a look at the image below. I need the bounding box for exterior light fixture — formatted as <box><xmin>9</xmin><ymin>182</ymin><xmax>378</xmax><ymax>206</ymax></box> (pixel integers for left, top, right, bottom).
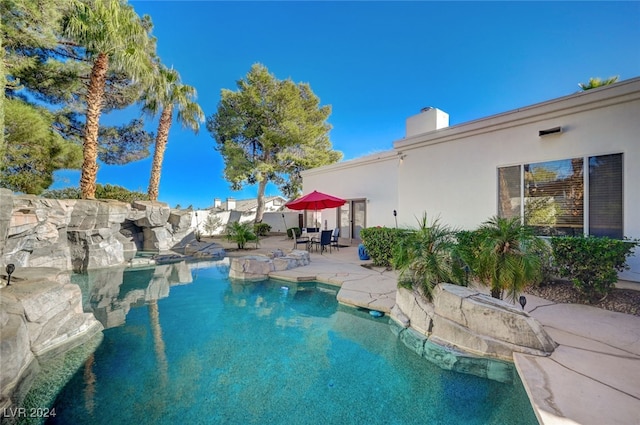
<box><xmin>393</xmin><ymin>210</ymin><xmax>398</xmax><ymax>228</ymax></box>
<box><xmin>5</xmin><ymin>264</ymin><xmax>15</xmax><ymax>286</ymax></box>
<box><xmin>538</xmin><ymin>126</ymin><xmax>562</xmax><ymax>137</ymax></box>
<box><xmin>519</xmin><ymin>295</ymin><xmax>527</xmax><ymax>310</ymax></box>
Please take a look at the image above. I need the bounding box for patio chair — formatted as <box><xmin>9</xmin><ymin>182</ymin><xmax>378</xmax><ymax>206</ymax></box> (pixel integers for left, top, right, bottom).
<box><xmin>312</xmin><ymin>230</ymin><xmax>333</xmax><ymax>254</ymax></box>
<box><xmin>330</xmin><ymin>227</ymin><xmax>340</xmax><ymax>251</ymax></box>
<box><xmin>290</xmin><ymin>227</ymin><xmax>310</xmax><ymax>251</ymax></box>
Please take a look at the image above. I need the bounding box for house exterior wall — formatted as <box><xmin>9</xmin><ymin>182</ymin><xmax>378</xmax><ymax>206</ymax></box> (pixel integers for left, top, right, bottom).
<box><xmin>301</xmin><ymin>151</ymin><xmax>399</xmax><ymax>231</ymax></box>
<box><xmin>301</xmin><ymin>77</ymin><xmax>640</xmax><ymax>282</ymax></box>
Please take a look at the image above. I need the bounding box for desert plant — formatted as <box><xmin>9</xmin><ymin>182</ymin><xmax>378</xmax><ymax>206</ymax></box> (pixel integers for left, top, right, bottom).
<box><xmin>391</xmin><ymin>213</ymin><xmax>461</xmax><ymax>298</ymax></box>
<box><xmin>254</xmin><ymin>222</ymin><xmax>271</xmax><ymax>237</ymax></box>
<box><xmin>471</xmin><ymin>216</ymin><xmax>546</xmax><ymax>302</ymax></box>
<box><xmin>360</xmin><ymin>226</ymin><xmax>405</xmax><ymax>267</ymax></box>
<box><xmin>226</xmin><ymin>221</ymin><xmax>258</xmax><ymax>249</ymax></box>
<box><xmin>551</xmin><ymin>236</ymin><xmax>637</xmax><ymax>301</ymax></box>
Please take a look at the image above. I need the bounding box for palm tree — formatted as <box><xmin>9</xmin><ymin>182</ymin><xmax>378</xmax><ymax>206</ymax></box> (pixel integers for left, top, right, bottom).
<box><xmin>392</xmin><ymin>213</ymin><xmax>461</xmax><ymax>299</ymax></box>
<box><xmin>578</xmin><ymin>76</ymin><xmax>619</xmax><ymax>91</ymax></box>
<box><xmin>64</xmin><ymin>0</ymin><xmax>154</xmax><ymax>199</ymax></box>
<box><xmin>472</xmin><ymin>216</ymin><xmax>545</xmax><ymax>302</ymax></box>
<box><xmin>142</xmin><ymin>65</ymin><xmax>204</xmax><ymax>201</ymax></box>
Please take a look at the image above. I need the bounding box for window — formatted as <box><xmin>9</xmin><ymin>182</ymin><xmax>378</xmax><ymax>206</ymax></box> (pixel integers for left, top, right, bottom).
<box><xmin>589</xmin><ymin>154</ymin><xmax>623</xmax><ymax>238</ymax></box>
<box><xmin>498</xmin><ymin>166</ymin><xmax>521</xmax><ymax>220</ymax></box>
<box><xmin>498</xmin><ymin>154</ymin><xmax>623</xmax><ymax>238</ymax></box>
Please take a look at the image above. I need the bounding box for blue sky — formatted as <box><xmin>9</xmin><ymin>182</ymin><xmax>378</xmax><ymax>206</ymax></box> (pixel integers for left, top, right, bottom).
<box><xmin>51</xmin><ymin>1</ymin><xmax>640</xmax><ymax>209</ymax></box>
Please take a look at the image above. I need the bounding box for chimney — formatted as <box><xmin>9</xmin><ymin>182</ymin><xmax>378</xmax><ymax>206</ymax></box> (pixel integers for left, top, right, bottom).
<box><xmin>213</xmin><ymin>198</ymin><xmax>221</xmax><ymax>208</ymax></box>
<box><xmin>406</xmin><ymin>107</ymin><xmax>449</xmax><ymax>137</ymax></box>
<box><xmin>226</xmin><ymin>197</ymin><xmax>236</xmax><ymax>210</ymax></box>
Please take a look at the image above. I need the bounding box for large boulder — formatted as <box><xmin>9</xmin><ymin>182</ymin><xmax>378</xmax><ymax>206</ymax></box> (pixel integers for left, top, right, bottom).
<box><xmin>392</xmin><ymin>284</ymin><xmax>556</xmax><ymax>363</ymax></box>
<box><xmin>143</xmin><ymin>226</ymin><xmax>170</xmax><ymax>251</ymax></box>
<box><xmin>67</xmin><ymin>228</ymin><xmax>125</xmax><ymax>272</ymax></box>
<box><xmin>229</xmin><ymin>250</ymin><xmax>311</xmax><ymax>281</ymax></box>
<box><xmin>3</xmin><ymin>197</ymin><xmax>75</xmax><ymax>269</ymax></box>
<box><xmin>0</xmin><ymin>268</ymin><xmax>103</xmax><ymax>411</ymax></box>
<box><xmin>229</xmin><ymin>256</ymin><xmax>274</xmax><ymax>281</ymax></box>
<box><xmin>130</xmin><ymin>201</ymin><xmax>171</xmax><ymax>228</ymax></box>
<box><xmin>431</xmin><ymin>284</ymin><xmax>557</xmax><ymax>360</ymax></box>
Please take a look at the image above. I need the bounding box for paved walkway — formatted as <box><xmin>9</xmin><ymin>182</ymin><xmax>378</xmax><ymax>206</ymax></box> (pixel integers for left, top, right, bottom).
<box><xmin>224</xmin><ymin>236</ymin><xmax>640</xmax><ymax>425</ymax></box>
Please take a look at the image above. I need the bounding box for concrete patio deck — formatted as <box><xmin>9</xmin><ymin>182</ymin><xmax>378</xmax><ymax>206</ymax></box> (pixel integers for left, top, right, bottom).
<box><xmin>221</xmin><ymin>235</ymin><xmax>640</xmax><ymax>425</ymax></box>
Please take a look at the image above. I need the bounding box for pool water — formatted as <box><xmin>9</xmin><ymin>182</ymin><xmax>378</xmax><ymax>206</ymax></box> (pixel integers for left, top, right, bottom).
<box><xmin>44</xmin><ymin>261</ymin><xmax>537</xmax><ymax>425</ymax></box>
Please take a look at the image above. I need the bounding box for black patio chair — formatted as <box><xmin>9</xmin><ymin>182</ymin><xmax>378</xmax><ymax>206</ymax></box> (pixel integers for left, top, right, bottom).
<box><xmin>312</xmin><ymin>230</ymin><xmax>333</xmax><ymax>254</ymax></box>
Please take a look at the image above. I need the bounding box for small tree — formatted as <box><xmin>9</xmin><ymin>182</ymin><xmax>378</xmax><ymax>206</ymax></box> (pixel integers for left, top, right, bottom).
<box><xmin>203</xmin><ymin>214</ymin><xmax>223</xmax><ymax>236</ymax></box>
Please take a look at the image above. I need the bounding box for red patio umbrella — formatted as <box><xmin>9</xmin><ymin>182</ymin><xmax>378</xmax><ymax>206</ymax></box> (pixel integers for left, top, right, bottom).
<box><xmin>285</xmin><ymin>190</ymin><xmax>346</xmax><ymax>211</ymax></box>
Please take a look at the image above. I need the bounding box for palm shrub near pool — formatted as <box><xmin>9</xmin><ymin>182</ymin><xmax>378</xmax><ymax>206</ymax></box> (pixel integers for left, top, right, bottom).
<box><xmin>360</xmin><ymin>226</ymin><xmax>405</xmax><ymax>267</ymax></box>
<box><xmin>226</xmin><ymin>221</ymin><xmax>258</xmax><ymax>249</ymax></box>
<box><xmin>550</xmin><ymin>236</ymin><xmax>638</xmax><ymax>302</ymax></box>
<box><xmin>391</xmin><ymin>213</ymin><xmax>464</xmax><ymax>299</ymax></box>
<box><xmin>461</xmin><ymin>216</ymin><xmax>545</xmax><ymax>302</ymax></box>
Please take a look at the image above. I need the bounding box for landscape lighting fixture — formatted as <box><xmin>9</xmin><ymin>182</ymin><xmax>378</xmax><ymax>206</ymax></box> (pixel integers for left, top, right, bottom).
<box><xmin>519</xmin><ymin>295</ymin><xmax>527</xmax><ymax>310</ymax></box>
<box><xmin>5</xmin><ymin>264</ymin><xmax>15</xmax><ymax>286</ymax></box>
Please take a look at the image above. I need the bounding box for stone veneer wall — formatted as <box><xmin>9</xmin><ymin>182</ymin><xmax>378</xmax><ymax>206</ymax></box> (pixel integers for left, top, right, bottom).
<box><xmin>390</xmin><ymin>284</ymin><xmax>557</xmax><ymax>382</ymax></box>
<box><xmin>0</xmin><ymin>189</ymin><xmax>195</xmax><ymax>272</ymax></box>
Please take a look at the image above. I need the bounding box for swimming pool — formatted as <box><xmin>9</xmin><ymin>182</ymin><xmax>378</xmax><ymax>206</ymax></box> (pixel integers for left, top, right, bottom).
<box><xmin>29</xmin><ymin>260</ymin><xmax>537</xmax><ymax>424</ymax></box>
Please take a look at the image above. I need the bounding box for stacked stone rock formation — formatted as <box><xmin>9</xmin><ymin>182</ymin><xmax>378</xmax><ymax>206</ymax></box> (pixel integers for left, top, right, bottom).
<box><xmin>0</xmin><ymin>268</ymin><xmax>103</xmax><ymax>411</ymax></box>
<box><xmin>0</xmin><ymin>189</ymin><xmax>198</xmax><ymax>272</ymax></box>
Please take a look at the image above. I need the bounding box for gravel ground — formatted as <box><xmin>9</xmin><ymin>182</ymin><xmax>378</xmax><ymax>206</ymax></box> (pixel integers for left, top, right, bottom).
<box><xmin>525</xmin><ymin>281</ymin><xmax>640</xmax><ymax>316</ymax></box>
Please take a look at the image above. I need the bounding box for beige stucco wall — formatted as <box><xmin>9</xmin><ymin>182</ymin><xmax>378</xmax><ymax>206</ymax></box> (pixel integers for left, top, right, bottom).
<box><xmin>301</xmin><ymin>151</ymin><xmax>399</xmax><ymax>230</ymax></box>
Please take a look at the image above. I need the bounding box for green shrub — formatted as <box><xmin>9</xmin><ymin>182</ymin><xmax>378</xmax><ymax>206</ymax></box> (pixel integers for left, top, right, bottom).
<box><xmin>551</xmin><ymin>236</ymin><xmax>638</xmax><ymax>301</ymax></box>
<box><xmin>254</xmin><ymin>222</ymin><xmax>271</xmax><ymax>237</ymax></box>
<box><xmin>360</xmin><ymin>226</ymin><xmax>405</xmax><ymax>267</ymax></box>
<box><xmin>286</xmin><ymin>227</ymin><xmax>301</xmax><ymax>239</ymax></box>
<box><xmin>226</xmin><ymin>221</ymin><xmax>258</xmax><ymax>249</ymax></box>
<box><xmin>529</xmin><ymin>239</ymin><xmax>555</xmax><ymax>286</ymax></box>
<box><xmin>43</xmin><ymin>184</ymin><xmax>150</xmax><ymax>203</ymax></box>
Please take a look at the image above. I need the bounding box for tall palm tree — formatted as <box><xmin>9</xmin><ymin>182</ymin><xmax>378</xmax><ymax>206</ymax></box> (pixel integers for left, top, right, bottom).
<box><xmin>578</xmin><ymin>76</ymin><xmax>619</xmax><ymax>91</ymax></box>
<box><xmin>142</xmin><ymin>65</ymin><xmax>204</xmax><ymax>201</ymax></box>
<box><xmin>64</xmin><ymin>0</ymin><xmax>154</xmax><ymax>199</ymax></box>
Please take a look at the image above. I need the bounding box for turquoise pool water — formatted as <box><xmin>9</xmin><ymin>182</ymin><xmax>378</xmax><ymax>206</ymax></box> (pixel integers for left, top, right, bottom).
<box><xmin>45</xmin><ymin>261</ymin><xmax>537</xmax><ymax>424</ymax></box>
